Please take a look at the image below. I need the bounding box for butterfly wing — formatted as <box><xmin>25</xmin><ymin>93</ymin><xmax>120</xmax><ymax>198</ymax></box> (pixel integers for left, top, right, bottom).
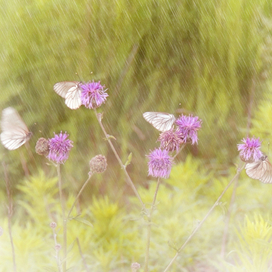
<box><xmin>53</xmin><ymin>81</ymin><xmax>79</xmax><ymax>98</ymax></box>
<box><xmin>245</xmin><ymin>158</ymin><xmax>272</xmax><ymax>184</ymax></box>
<box><xmin>259</xmin><ymin>159</ymin><xmax>272</xmax><ymax>183</ymax></box>
<box><xmin>54</xmin><ymin>81</ymin><xmax>82</xmax><ymax>109</ymax></box>
<box><xmin>0</xmin><ymin>107</ymin><xmax>32</xmax><ymax>150</ymax></box>
<box><xmin>143</xmin><ymin>112</ymin><xmax>176</xmax><ymax>132</ymax></box>
<box><xmin>64</xmin><ymin>85</ymin><xmax>82</xmax><ymax>110</ymax></box>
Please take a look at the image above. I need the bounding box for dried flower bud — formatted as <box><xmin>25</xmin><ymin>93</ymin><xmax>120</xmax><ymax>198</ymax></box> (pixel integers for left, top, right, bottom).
<box><xmin>89</xmin><ymin>155</ymin><xmax>107</xmax><ymax>174</ymax></box>
<box><xmin>50</xmin><ymin>222</ymin><xmax>57</xmax><ymax>229</ymax></box>
<box><xmin>35</xmin><ymin>138</ymin><xmax>49</xmax><ymax>156</ymax></box>
<box><xmin>0</xmin><ymin>227</ymin><xmax>3</xmax><ymax>237</ymax></box>
<box><xmin>131</xmin><ymin>262</ymin><xmax>141</xmax><ymax>271</ymax></box>
<box><xmin>55</xmin><ymin>244</ymin><xmax>61</xmax><ymax>251</ymax></box>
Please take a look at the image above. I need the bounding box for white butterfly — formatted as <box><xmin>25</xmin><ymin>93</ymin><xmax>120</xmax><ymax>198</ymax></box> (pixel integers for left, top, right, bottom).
<box><xmin>143</xmin><ymin>112</ymin><xmax>176</xmax><ymax>132</ymax></box>
<box><xmin>53</xmin><ymin>81</ymin><xmax>82</xmax><ymax>110</ymax></box>
<box><xmin>245</xmin><ymin>156</ymin><xmax>272</xmax><ymax>183</ymax></box>
<box><xmin>1</xmin><ymin>107</ymin><xmax>32</xmax><ymax>150</ymax></box>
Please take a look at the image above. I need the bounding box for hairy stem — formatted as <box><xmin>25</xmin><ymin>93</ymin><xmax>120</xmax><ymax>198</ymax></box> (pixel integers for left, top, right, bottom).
<box><xmin>144</xmin><ymin>178</ymin><xmax>161</xmax><ymax>272</ymax></box>
<box><xmin>220</xmin><ymin>161</ymin><xmax>243</xmax><ymax>257</ymax></box>
<box><xmin>94</xmin><ymin>109</ymin><xmax>145</xmax><ymax>208</ymax></box>
<box><xmin>57</xmin><ymin>164</ymin><xmax>67</xmax><ymax>272</ymax></box>
<box><xmin>163</xmin><ymin>165</ymin><xmax>244</xmax><ymax>272</ymax></box>
<box><xmin>2</xmin><ymin>162</ymin><xmax>17</xmax><ymax>272</ymax></box>
<box><xmin>67</xmin><ymin>175</ymin><xmax>92</xmax><ymax>219</ymax></box>
<box><xmin>76</xmin><ymin>237</ymin><xmax>90</xmax><ymax>272</ymax></box>
<box><xmin>52</xmin><ymin>227</ymin><xmax>62</xmax><ymax>272</ymax></box>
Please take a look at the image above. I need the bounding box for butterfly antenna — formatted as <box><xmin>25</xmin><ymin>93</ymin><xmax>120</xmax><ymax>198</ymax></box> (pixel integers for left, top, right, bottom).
<box><xmin>75</xmin><ymin>72</ymin><xmax>84</xmax><ymax>82</ymax></box>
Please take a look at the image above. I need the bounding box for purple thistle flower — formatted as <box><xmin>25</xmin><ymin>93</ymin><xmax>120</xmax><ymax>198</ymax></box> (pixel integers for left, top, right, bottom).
<box><xmin>147</xmin><ymin>149</ymin><xmax>173</xmax><ymax>179</ymax></box>
<box><xmin>176</xmin><ymin>114</ymin><xmax>202</xmax><ymax>145</ymax></box>
<box><xmin>158</xmin><ymin>129</ymin><xmax>184</xmax><ymax>152</ymax></box>
<box><xmin>47</xmin><ymin>132</ymin><xmax>73</xmax><ymax>164</ymax></box>
<box><xmin>80</xmin><ymin>81</ymin><xmax>108</xmax><ymax>109</ymax></box>
<box><xmin>237</xmin><ymin>137</ymin><xmax>263</xmax><ymax>162</ymax></box>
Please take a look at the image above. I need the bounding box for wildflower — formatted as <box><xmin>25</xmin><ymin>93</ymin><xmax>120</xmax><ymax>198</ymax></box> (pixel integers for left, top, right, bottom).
<box><xmin>147</xmin><ymin>149</ymin><xmax>172</xmax><ymax>179</ymax></box>
<box><xmin>237</xmin><ymin>137</ymin><xmax>263</xmax><ymax>162</ymax></box>
<box><xmin>158</xmin><ymin>129</ymin><xmax>184</xmax><ymax>152</ymax></box>
<box><xmin>35</xmin><ymin>138</ymin><xmax>49</xmax><ymax>156</ymax></box>
<box><xmin>131</xmin><ymin>262</ymin><xmax>141</xmax><ymax>272</ymax></box>
<box><xmin>80</xmin><ymin>81</ymin><xmax>108</xmax><ymax>109</ymax></box>
<box><xmin>176</xmin><ymin>114</ymin><xmax>202</xmax><ymax>144</ymax></box>
<box><xmin>50</xmin><ymin>222</ymin><xmax>57</xmax><ymax>229</ymax></box>
<box><xmin>47</xmin><ymin>132</ymin><xmax>73</xmax><ymax>164</ymax></box>
<box><xmin>89</xmin><ymin>155</ymin><xmax>107</xmax><ymax>175</ymax></box>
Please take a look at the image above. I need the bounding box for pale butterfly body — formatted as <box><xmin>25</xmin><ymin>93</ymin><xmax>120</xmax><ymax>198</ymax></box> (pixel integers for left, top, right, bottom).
<box><xmin>143</xmin><ymin>112</ymin><xmax>176</xmax><ymax>132</ymax></box>
<box><xmin>245</xmin><ymin>156</ymin><xmax>272</xmax><ymax>183</ymax></box>
<box><xmin>53</xmin><ymin>81</ymin><xmax>82</xmax><ymax>110</ymax></box>
<box><xmin>1</xmin><ymin>107</ymin><xmax>32</xmax><ymax>150</ymax></box>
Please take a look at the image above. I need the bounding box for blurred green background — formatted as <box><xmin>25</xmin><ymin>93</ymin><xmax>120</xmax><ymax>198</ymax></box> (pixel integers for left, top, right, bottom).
<box><xmin>1</xmin><ymin>0</ymin><xmax>271</xmax><ymax>189</ymax></box>
<box><xmin>1</xmin><ymin>0</ymin><xmax>272</xmax><ymax>271</ymax></box>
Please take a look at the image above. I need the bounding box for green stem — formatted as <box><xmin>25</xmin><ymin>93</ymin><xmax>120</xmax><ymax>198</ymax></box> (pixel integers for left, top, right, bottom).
<box><xmin>57</xmin><ymin>164</ymin><xmax>67</xmax><ymax>272</ymax></box>
<box><xmin>220</xmin><ymin>162</ymin><xmax>243</xmax><ymax>257</ymax></box>
<box><xmin>163</xmin><ymin>165</ymin><xmax>244</xmax><ymax>272</ymax></box>
<box><xmin>144</xmin><ymin>178</ymin><xmax>161</xmax><ymax>272</ymax></box>
<box><xmin>67</xmin><ymin>174</ymin><xmax>92</xmax><ymax>219</ymax></box>
<box><xmin>94</xmin><ymin>109</ymin><xmax>145</xmax><ymax>209</ymax></box>
<box><xmin>2</xmin><ymin>162</ymin><xmax>17</xmax><ymax>272</ymax></box>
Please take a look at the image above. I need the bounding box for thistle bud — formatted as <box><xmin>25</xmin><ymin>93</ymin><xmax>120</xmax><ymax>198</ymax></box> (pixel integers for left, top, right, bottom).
<box><xmin>131</xmin><ymin>262</ymin><xmax>140</xmax><ymax>272</ymax></box>
<box><xmin>35</xmin><ymin>138</ymin><xmax>49</xmax><ymax>156</ymax></box>
<box><xmin>89</xmin><ymin>155</ymin><xmax>107</xmax><ymax>175</ymax></box>
<box><xmin>50</xmin><ymin>222</ymin><xmax>57</xmax><ymax>229</ymax></box>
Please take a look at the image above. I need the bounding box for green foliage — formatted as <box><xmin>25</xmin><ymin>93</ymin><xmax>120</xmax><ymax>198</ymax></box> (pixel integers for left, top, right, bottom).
<box><xmin>1</xmin><ymin>154</ymin><xmax>272</xmax><ymax>270</ymax></box>
<box><xmin>1</xmin><ymin>0</ymin><xmax>272</xmax><ymax>186</ymax></box>
<box><xmin>219</xmin><ymin>214</ymin><xmax>272</xmax><ymax>272</ymax></box>
<box><xmin>251</xmin><ymin>82</ymin><xmax>272</xmax><ymax>145</ymax></box>
<box><xmin>235</xmin><ymin>214</ymin><xmax>272</xmax><ymax>272</ymax></box>
<box><xmin>1</xmin><ymin>0</ymin><xmax>272</xmax><ymax>271</ymax></box>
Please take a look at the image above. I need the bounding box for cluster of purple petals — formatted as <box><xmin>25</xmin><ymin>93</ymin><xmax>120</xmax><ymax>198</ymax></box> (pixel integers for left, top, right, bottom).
<box><xmin>237</xmin><ymin>137</ymin><xmax>263</xmax><ymax>162</ymax></box>
<box><xmin>80</xmin><ymin>81</ymin><xmax>108</xmax><ymax>109</ymax></box>
<box><xmin>47</xmin><ymin>132</ymin><xmax>73</xmax><ymax>164</ymax></box>
<box><xmin>159</xmin><ymin>129</ymin><xmax>184</xmax><ymax>152</ymax></box>
<box><xmin>147</xmin><ymin>149</ymin><xmax>173</xmax><ymax>179</ymax></box>
<box><xmin>175</xmin><ymin>114</ymin><xmax>202</xmax><ymax>145</ymax></box>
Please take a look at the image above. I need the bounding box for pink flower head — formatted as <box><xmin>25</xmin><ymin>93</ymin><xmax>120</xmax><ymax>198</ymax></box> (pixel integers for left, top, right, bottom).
<box><xmin>176</xmin><ymin>114</ymin><xmax>202</xmax><ymax>145</ymax></box>
<box><xmin>47</xmin><ymin>132</ymin><xmax>73</xmax><ymax>164</ymax></box>
<box><xmin>147</xmin><ymin>149</ymin><xmax>173</xmax><ymax>179</ymax></box>
<box><xmin>80</xmin><ymin>81</ymin><xmax>108</xmax><ymax>109</ymax></box>
<box><xmin>158</xmin><ymin>129</ymin><xmax>184</xmax><ymax>152</ymax></box>
<box><xmin>237</xmin><ymin>137</ymin><xmax>263</xmax><ymax>162</ymax></box>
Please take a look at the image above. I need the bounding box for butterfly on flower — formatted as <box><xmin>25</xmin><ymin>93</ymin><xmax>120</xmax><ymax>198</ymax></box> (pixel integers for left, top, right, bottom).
<box><xmin>143</xmin><ymin>112</ymin><xmax>176</xmax><ymax>132</ymax></box>
<box><xmin>53</xmin><ymin>81</ymin><xmax>82</xmax><ymax>110</ymax></box>
<box><xmin>245</xmin><ymin>155</ymin><xmax>272</xmax><ymax>184</ymax></box>
<box><xmin>0</xmin><ymin>107</ymin><xmax>32</xmax><ymax>150</ymax></box>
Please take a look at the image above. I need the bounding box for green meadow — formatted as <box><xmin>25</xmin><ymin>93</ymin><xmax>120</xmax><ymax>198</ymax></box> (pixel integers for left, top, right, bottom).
<box><xmin>0</xmin><ymin>0</ymin><xmax>272</xmax><ymax>271</ymax></box>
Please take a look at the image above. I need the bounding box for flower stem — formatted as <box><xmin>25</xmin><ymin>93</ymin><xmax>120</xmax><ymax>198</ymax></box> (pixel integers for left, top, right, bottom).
<box><xmin>163</xmin><ymin>164</ymin><xmax>244</xmax><ymax>272</ymax></box>
<box><xmin>67</xmin><ymin>174</ymin><xmax>92</xmax><ymax>219</ymax></box>
<box><xmin>94</xmin><ymin>109</ymin><xmax>145</xmax><ymax>208</ymax></box>
<box><xmin>220</xmin><ymin>161</ymin><xmax>243</xmax><ymax>257</ymax></box>
<box><xmin>57</xmin><ymin>164</ymin><xmax>67</xmax><ymax>272</ymax></box>
<box><xmin>144</xmin><ymin>178</ymin><xmax>161</xmax><ymax>272</ymax></box>
<box><xmin>52</xmin><ymin>227</ymin><xmax>62</xmax><ymax>272</ymax></box>
<box><xmin>76</xmin><ymin>237</ymin><xmax>90</xmax><ymax>272</ymax></box>
<box><xmin>3</xmin><ymin>162</ymin><xmax>17</xmax><ymax>272</ymax></box>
